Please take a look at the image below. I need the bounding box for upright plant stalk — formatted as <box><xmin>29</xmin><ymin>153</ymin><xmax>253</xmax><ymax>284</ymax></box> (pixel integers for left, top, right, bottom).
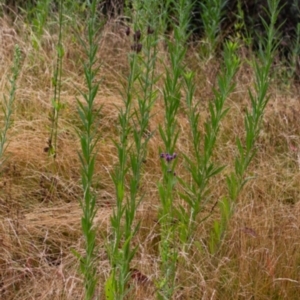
<box><xmin>178</xmin><ymin>41</ymin><xmax>240</xmax><ymax>249</ymax></box>
<box><xmin>28</xmin><ymin>0</ymin><xmax>51</xmax><ymax>50</ymax></box>
<box><xmin>200</xmin><ymin>0</ymin><xmax>226</xmax><ymax>57</ymax></box>
<box><xmin>286</xmin><ymin>22</ymin><xmax>300</xmax><ymax>83</ymax></box>
<box><xmin>157</xmin><ymin>0</ymin><xmax>192</xmax><ymax>298</ymax></box>
<box><xmin>49</xmin><ymin>0</ymin><xmax>64</xmax><ymax>158</ymax></box>
<box><xmin>76</xmin><ymin>0</ymin><xmax>101</xmax><ymax>299</ymax></box>
<box><xmin>234</xmin><ymin>0</ymin><xmax>253</xmax><ymax>47</ymax></box>
<box><xmin>107</xmin><ymin>15</ymin><xmax>160</xmax><ymax>299</ymax></box>
<box><xmin>132</xmin><ymin>0</ymin><xmax>169</xmax><ymax>36</ymax></box>
<box><xmin>108</xmin><ymin>51</ymin><xmax>138</xmax><ymax>299</ymax></box>
<box><xmin>0</xmin><ymin>45</ymin><xmax>21</xmax><ymax>170</ymax></box>
<box><xmin>32</xmin><ymin>0</ymin><xmax>51</xmax><ymax>38</ymax></box>
<box><xmin>209</xmin><ymin>0</ymin><xmax>281</xmax><ymax>254</ymax></box>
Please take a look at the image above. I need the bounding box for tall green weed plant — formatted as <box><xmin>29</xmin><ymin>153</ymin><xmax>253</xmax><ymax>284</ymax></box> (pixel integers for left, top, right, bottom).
<box><xmin>200</xmin><ymin>0</ymin><xmax>227</xmax><ymax>57</ymax></box>
<box><xmin>179</xmin><ymin>40</ymin><xmax>240</xmax><ymax>251</ymax></box>
<box><xmin>107</xmin><ymin>44</ymin><xmax>139</xmax><ymax>300</ymax></box>
<box><xmin>75</xmin><ymin>0</ymin><xmax>102</xmax><ymax>299</ymax></box>
<box><xmin>25</xmin><ymin>0</ymin><xmax>51</xmax><ymax>49</ymax></box>
<box><xmin>48</xmin><ymin>0</ymin><xmax>64</xmax><ymax>158</ymax></box>
<box><xmin>106</xmin><ymin>10</ymin><xmax>160</xmax><ymax>300</ymax></box>
<box><xmin>209</xmin><ymin>0</ymin><xmax>282</xmax><ymax>254</ymax></box>
<box><xmin>157</xmin><ymin>0</ymin><xmax>193</xmax><ymax>298</ymax></box>
<box><xmin>0</xmin><ymin>46</ymin><xmax>21</xmax><ymax>171</ymax></box>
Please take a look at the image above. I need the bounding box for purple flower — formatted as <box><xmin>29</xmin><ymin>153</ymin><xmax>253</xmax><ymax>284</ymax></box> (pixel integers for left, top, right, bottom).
<box><xmin>160</xmin><ymin>152</ymin><xmax>177</xmax><ymax>163</ymax></box>
<box><xmin>166</xmin><ymin>154</ymin><xmax>172</xmax><ymax>162</ymax></box>
<box><xmin>133</xmin><ymin>30</ymin><xmax>141</xmax><ymax>42</ymax></box>
<box><xmin>131</xmin><ymin>43</ymin><xmax>142</xmax><ymax>53</ymax></box>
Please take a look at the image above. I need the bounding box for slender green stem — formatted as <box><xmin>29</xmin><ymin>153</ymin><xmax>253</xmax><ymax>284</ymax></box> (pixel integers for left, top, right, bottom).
<box><xmin>209</xmin><ymin>0</ymin><xmax>281</xmax><ymax>254</ymax></box>
<box><xmin>110</xmin><ymin>53</ymin><xmax>137</xmax><ymax>299</ymax></box>
<box><xmin>49</xmin><ymin>0</ymin><xmax>64</xmax><ymax>158</ymax></box>
<box><xmin>0</xmin><ymin>45</ymin><xmax>21</xmax><ymax>171</ymax></box>
<box><xmin>200</xmin><ymin>0</ymin><xmax>226</xmax><ymax>57</ymax></box>
<box><xmin>75</xmin><ymin>0</ymin><xmax>101</xmax><ymax>299</ymax></box>
<box><xmin>157</xmin><ymin>0</ymin><xmax>192</xmax><ymax>298</ymax></box>
<box><xmin>107</xmin><ymin>6</ymin><xmax>161</xmax><ymax>298</ymax></box>
<box><xmin>175</xmin><ymin>40</ymin><xmax>239</xmax><ymax>257</ymax></box>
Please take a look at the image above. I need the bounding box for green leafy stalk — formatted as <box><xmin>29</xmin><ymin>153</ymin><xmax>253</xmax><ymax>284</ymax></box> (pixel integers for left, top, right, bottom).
<box><xmin>209</xmin><ymin>0</ymin><xmax>282</xmax><ymax>254</ymax></box>
<box><xmin>157</xmin><ymin>0</ymin><xmax>193</xmax><ymax>298</ymax></box>
<box><xmin>108</xmin><ymin>19</ymin><xmax>143</xmax><ymax>297</ymax></box>
<box><xmin>33</xmin><ymin>0</ymin><xmax>51</xmax><ymax>38</ymax></box>
<box><xmin>108</xmin><ymin>8</ymin><xmax>160</xmax><ymax>298</ymax></box>
<box><xmin>228</xmin><ymin>0</ymin><xmax>281</xmax><ymax>200</ymax></box>
<box><xmin>179</xmin><ymin>41</ymin><xmax>240</xmax><ymax>248</ymax></box>
<box><xmin>109</xmin><ymin>51</ymin><xmax>138</xmax><ymax>299</ymax></box>
<box><xmin>28</xmin><ymin>0</ymin><xmax>51</xmax><ymax>50</ymax></box>
<box><xmin>76</xmin><ymin>0</ymin><xmax>101</xmax><ymax>299</ymax></box>
<box><xmin>0</xmin><ymin>45</ymin><xmax>21</xmax><ymax>171</ymax></box>
<box><xmin>200</xmin><ymin>0</ymin><xmax>227</xmax><ymax>57</ymax></box>
<box><xmin>49</xmin><ymin>0</ymin><xmax>64</xmax><ymax>158</ymax></box>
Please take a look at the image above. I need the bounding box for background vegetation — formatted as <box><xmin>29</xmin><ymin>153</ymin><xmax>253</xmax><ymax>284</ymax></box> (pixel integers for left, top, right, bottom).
<box><xmin>0</xmin><ymin>0</ymin><xmax>300</xmax><ymax>299</ymax></box>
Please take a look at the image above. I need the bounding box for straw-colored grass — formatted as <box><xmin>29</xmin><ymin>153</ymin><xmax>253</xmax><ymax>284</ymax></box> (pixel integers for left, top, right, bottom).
<box><xmin>0</xmin><ymin>15</ymin><xmax>300</xmax><ymax>299</ymax></box>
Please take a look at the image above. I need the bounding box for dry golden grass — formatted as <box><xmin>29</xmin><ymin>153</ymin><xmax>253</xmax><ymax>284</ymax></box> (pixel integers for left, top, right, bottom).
<box><xmin>0</xmin><ymin>15</ymin><xmax>300</xmax><ymax>300</ymax></box>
